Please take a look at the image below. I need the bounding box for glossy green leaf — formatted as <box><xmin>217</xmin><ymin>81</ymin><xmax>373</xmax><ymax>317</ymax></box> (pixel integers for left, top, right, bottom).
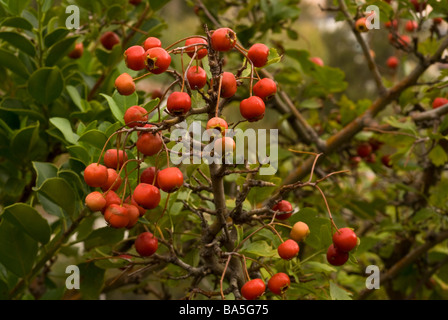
<box><xmin>0</xmin><ymin>48</ymin><xmax>29</xmax><ymax>79</ymax></box>
<box><xmin>78</xmin><ymin>129</ymin><xmax>108</xmax><ymax>149</ymax></box>
<box><xmin>28</xmin><ymin>67</ymin><xmax>64</xmax><ymax>105</ymax></box>
<box><xmin>78</xmin><ymin>263</ymin><xmax>105</xmax><ymax>300</ymax></box>
<box><xmin>10</xmin><ymin>123</ymin><xmax>40</xmax><ymax>161</ymax></box>
<box><xmin>1</xmin><ymin>0</ymin><xmax>31</xmax><ymax>15</ymax></box>
<box><xmin>45</xmin><ymin>36</ymin><xmax>78</xmax><ymax>66</ymax></box>
<box><xmin>0</xmin><ymin>219</ymin><xmax>38</xmax><ymax>277</ymax></box>
<box><xmin>83</xmin><ymin>227</ymin><xmax>125</xmax><ymax>251</ymax></box>
<box><xmin>32</xmin><ymin>161</ymin><xmax>58</xmax><ymax>188</ymax></box>
<box><xmin>1</xmin><ymin>17</ymin><xmax>33</xmax><ymax>30</ymax></box>
<box><xmin>50</xmin><ymin>117</ymin><xmax>79</xmax><ymax>144</ymax></box>
<box><xmin>44</xmin><ymin>28</ymin><xmax>70</xmax><ymax>48</ymax></box>
<box><xmin>0</xmin><ymin>31</ymin><xmax>35</xmax><ymax>56</ymax></box>
<box><xmin>100</xmin><ymin>93</ymin><xmax>124</xmax><ymax>124</ymax></box>
<box><xmin>1</xmin><ymin>203</ymin><xmax>51</xmax><ymax>244</ymax></box>
<box><xmin>35</xmin><ymin>177</ymin><xmax>77</xmax><ymax>218</ymax></box>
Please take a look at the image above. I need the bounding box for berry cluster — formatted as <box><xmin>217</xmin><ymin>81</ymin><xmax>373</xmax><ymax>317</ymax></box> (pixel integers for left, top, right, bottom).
<box><xmin>82</xmin><ymin>28</ymin><xmax>279</xmax><ymax>262</ymax></box>
<box><xmin>240</xmin><ymin>200</ymin><xmax>311</xmax><ymax>300</ymax></box>
<box><xmin>326</xmin><ymin>228</ymin><xmax>358</xmax><ymax>266</ymax></box>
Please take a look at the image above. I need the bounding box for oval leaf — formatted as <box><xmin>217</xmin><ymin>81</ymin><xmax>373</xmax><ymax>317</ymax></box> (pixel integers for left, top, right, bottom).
<box><xmin>28</xmin><ymin>67</ymin><xmax>64</xmax><ymax>105</ymax></box>
<box><xmin>1</xmin><ymin>203</ymin><xmax>51</xmax><ymax>244</ymax></box>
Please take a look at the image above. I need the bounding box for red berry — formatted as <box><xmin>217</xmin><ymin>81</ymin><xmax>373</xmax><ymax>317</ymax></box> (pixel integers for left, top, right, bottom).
<box><xmin>124</xmin><ymin>105</ymin><xmax>148</xmax><ymax>128</ymax></box>
<box><xmin>124</xmin><ymin>45</ymin><xmax>146</xmax><ymax>71</ymax></box>
<box><xmin>277</xmin><ymin>239</ymin><xmax>299</xmax><ymax>260</ymax></box>
<box><xmin>104</xmin><ymin>149</ymin><xmax>128</xmax><ymax>169</ymax></box>
<box><xmin>101</xmin><ymin>168</ymin><xmax>122</xmax><ymax>192</ymax></box>
<box><xmin>133</xmin><ymin>183</ymin><xmax>161</xmax><ymax>209</ymax></box>
<box><xmin>253</xmin><ymin>78</ymin><xmax>277</xmax><ymax>100</ymax></box>
<box><xmin>185</xmin><ymin>37</ymin><xmax>208</xmax><ymax>59</ymax></box>
<box><xmin>240</xmin><ymin>96</ymin><xmax>265</xmax><ymax>122</ymax></box>
<box><xmin>326</xmin><ymin>244</ymin><xmax>349</xmax><ymax>266</ymax></box>
<box><xmin>129</xmin><ymin>0</ymin><xmax>142</xmax><ymax>5</ymax></box>
<box><xmin>186</xmin><ymin>66</ymin><xmax>207</xmax><ymax>90</ymax></box>
<box><xmin>135</xmin><ymin>232</ymin><xmax>158</xmax><ymax>257</ymax></box>
<box><xmin>167</xmin><ymin>92</ymin><xmax>192</xmax><ymax>116</ymax></box>
<box><xmin>100</xmin><ymin>31</ymin><xmax>120</xmax><ymax>50</ymax></box>
<box><xmin>267</xmin><ymin>273</ymin><xmax>291</xmax><ymax>295</ymax></box>
<box><xmin>123</xmin><ymin>204</ymin><xmax>140</xmax><ymax>229</ymax></box>
<box><xmin>272</xmin><ymin>200</ymin><xmax>293</xmax><ymax>220</ymax></box>
<box><xmin>143</xmin><ymin>37</ymin><xmax>162</xmax><ymax>51</ymax></box>
<box><xmin>85</xmin><ymin>191</ymin><xmax>106</xmax><ymax>212</ymax></box>
<box><xmin>104</xmin><ymin>204</ymin><xmax>129</xmax><ymax>229</ymax></box>
<box><xmin>432</xmin><ymin>97</ymin><xmax>448</xmax><ymax>109</ymax></box>
<box><xmin>206</xmin><ymin>117</ymin><xmax>228</xmax><ymax>134</ymax></box>
<box><xmin>140</xmin><ymin>167</ymin><xmax>159</xmax><ymax>187</ymax></box>
<box><xmin>145</xmin><ymin>47</ymin><xmax>171</xmax><ymax>74</ymax></box>
<box><xmin>405</xmin><ymin>20</ymin><xmax>418</xmax><ymax>32</ymax></box>
<box><xmin>84</xmin><ymin>163</ymin><xmax>108</xmax><ymax>188</ymax></box>
<box><xmin>211</xmin><ymin>28</ymin><xmax>237</xmax><ymax>52</ymax></box>
<box><xmin>386</xmin><ymin>56</ymin><xmax>399</xmax><ymax>69</ymax></box>
<box><xmin>355</xmin><ymin>17</ymin><xmax>369</xmax><ymax>33</ymax></box>
<box><xmin>241</xmin><ymin>279</ymin><xmax>266</xmax><ymax>300</ymax></box>
<box><xmin>68</xmin><ymin>42</ymin><xmax>84</xmax><ymax>59</ymax></box>
<box><xmin>136</xmin><ymin>124</ymin><xmax>163</xmax><ymax>156</ymax></box>
<box><xmin>381</xmin><ymin>154</ymin><xmax>392</xmax><ymax>168</ymax></box>
<box><xmin>385</xmin><ymin>20</ymin><xmax>398</xmax><ymax>30</ymax></box>
<box><xmin>247</xmin><ymin>43</ymin><xmax>269</xmax><ymax>68</ymax></box>
<box><xmin>220</xmin><ymin>72</ymin><xmax>237</xmax><ymax>98</ymax></box>
<box><xmin>115</xmin><ymin>73</ymin><xmax>135</xmax><ymax>96</ymax></box>
<box><xmin>124</xmin><ymin>196</ymin><xmax>146</xmax><ymax>217</ymax></box>
<box><xmin>157</xmin><ymin>167</ymin><xmax>184</xmax><ymax>193</ymax></box>
<box><xmin>356</xmin><ymin>143</ymin><xmax>372</xmax><ymax>158</ymax></box>
<box><xmin>103</xmin><ymin>190</ymin><xmax>121</xmax><ymax>212</ymax></box>
<box><xmin>332</xmin><ymin>228</ymin><xmax>358</xmax><ymax>252</ymax></box>
<box><xmin>310</xmin><ymin>56</ymin><xmax>324</xmax><ymax>66</ymax></box>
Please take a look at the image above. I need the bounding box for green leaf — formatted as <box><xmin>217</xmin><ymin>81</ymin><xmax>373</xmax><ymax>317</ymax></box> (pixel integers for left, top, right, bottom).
<box><xmin>49</xmin><ymin>117</ymin><xmax>79</xmax><ymax>144</ymax></box>
<box><xmin>1</xmin><ymin>17</ymin><xmax>33</xmax><ymax>30</ymax></box>
<box><xmin>303</xmin><ymin>261</ymin><xmax>336</xmax><ymax>274</ymax></box>
<box><xmin>78</xmin><ymin>263</ymin><xmax>105</xmax><ymax>300</ymax></box>
<box><xmin>66</xmin><ymin>145</ymin><xmax>91</xmax><ymax>166</ymax></box>
<box><xmin>329</xmin><ymin>281</ymin><xmax>353</xmax><ymax>300</ymax></box>
<box><xmin>28</xmin><ymin>67</ymin><xmax>64</xmax><ymax>105</ymax></box>
<box><xmin>35</xmin><ymin>177</ymin><xmax>77</xmax><ymax>217</ymax></box>
<box><xmin>1</xmin><ymin>203</ymin><xmax>51</xmax><ymax>244</ymax></box>
<box><xmin>149</xmin><ymin>0</ymin><xmax>170</xmax><ymax>10</ymax></box>
<box><xmin>429</xmin><ymin>144</ymin><xmax>448</xmax><ymax>167</ymax></box>
<box><xmin>44</xmin><ymin>28</ymin><xmax>70</xmax><ymax>49</ymax></box>
<box><xmin>95</xmin><ymin>44</ymin><xmax>122</xmax><ymax>66</ymax></box>
<box><xmin>78</xmin><ymin>129</ymin><xmax>108</xmax><ymax>149</ymax></box>
<box><xmin>0</xmin><ymin>31</ymin><xmax>36</xmax><ymax>56</ymax></box>
<box><xmin>83</xmin><ymin>227</ymin><xmax>125</xmax><ymax>251</ymax></box>
<box><xmin>32</xmin><ymin>161</ymin><xmax>58</xmax><ymax>188</ymax></box>
<box><xmin>66</xmin><ymin>85</ymin><xmax>86</xmax><ymax>112</ymax></box>
<box><xmin>0</xmin><ymin>219</ymin><xmax>38</xmax><ymax>277</ymax></box>
<box><xmin>100</xmin><ymin>93</ymin><xmax>124</xmax><ymax>124</ymax></box>
<box><xmin>0</xmin><ymin>48</ymin><xmax>29</xmax><ymax>79</ymax></box>
<box><xmin>10</xmin><ymin>123</ymin><xmax>40</xmax><ymax>161</ymax></box>
<box><xmin>45</xmin><ymin>36</ymin><xmax>78</xmax><ymax>66</ymax></box>
<box><xmin>241</xmin><ymin>240</ymin><xmax>277</xmax><ymax>257</ymax></box>
<box><xmin>1</xmin><ymin>0</ymin><xmax>31</xmax><ymax>15</ymax></box>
